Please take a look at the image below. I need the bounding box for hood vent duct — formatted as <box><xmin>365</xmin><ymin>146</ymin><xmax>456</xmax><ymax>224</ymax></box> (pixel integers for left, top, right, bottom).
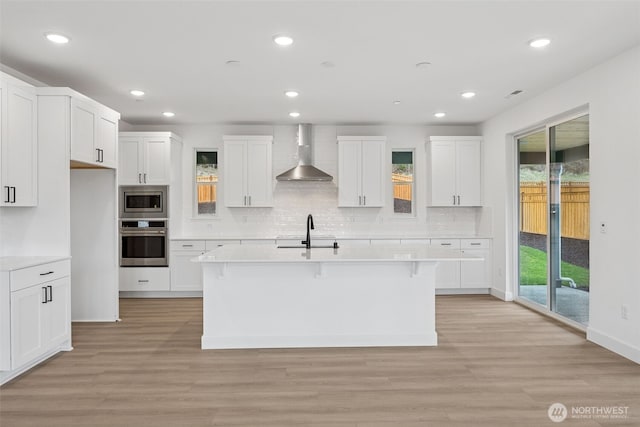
<box><xmin>276</xmin><ymin>124</ymin><xmax>333</xmax><ymax>181</ymax></box>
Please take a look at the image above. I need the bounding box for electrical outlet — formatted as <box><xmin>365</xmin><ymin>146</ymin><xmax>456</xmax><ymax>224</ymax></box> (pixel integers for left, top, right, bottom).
<box><xmin>621</xmin><ymin>304</ymin><xmax>629</xmax><ymax>320</ymax></box>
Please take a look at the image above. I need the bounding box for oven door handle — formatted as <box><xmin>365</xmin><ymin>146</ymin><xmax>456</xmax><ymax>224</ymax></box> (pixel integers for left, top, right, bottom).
<box><xmin>120</xmin><ymin>230</ymin><xmax>166</xmax><ymax>235</ymax></box>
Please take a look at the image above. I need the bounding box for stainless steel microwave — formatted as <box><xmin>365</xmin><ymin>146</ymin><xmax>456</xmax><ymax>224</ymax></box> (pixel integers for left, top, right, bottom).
<box><xmin>119</xmin><ymin>185</ymin><xmax>168</xmax><ymax>219</ymax></box>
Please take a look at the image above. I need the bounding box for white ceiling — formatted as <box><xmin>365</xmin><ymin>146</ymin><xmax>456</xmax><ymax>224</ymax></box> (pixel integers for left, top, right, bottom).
<box><xmin>1</xmin><ymin>1</ymin><xmax>639</xmax><ymax>126</ymax></box>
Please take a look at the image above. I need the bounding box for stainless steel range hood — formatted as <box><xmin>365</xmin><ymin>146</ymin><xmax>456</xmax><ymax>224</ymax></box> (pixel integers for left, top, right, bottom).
<box><xmin>276</xmin><ymin>124</ymin><xmax>333</xmax><ymax>181</ymax></box>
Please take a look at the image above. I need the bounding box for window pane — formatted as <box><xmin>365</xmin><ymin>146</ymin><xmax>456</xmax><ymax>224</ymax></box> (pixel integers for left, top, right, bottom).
<box><xmin>392</xmin><ymin>151</ymin><xmax>413</xmax><ymax>214</ymax></box>
<box><xmin>196</xmin><ymin>151</ymin><xmax>217</xmax><ymax>215</ymax></box>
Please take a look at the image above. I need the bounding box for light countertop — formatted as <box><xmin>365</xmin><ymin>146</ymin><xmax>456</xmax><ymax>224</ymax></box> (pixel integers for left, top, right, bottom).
<box><xmin>195</xmin><ymin>244</ymin><xmax>481</xmax><ymax>264</ymax></box>
<box><xmin>0</xmin><ymin>256</ymin><xmax>71</xmax><ymax>272</ymax></box>
<box><xmin>173</xmin><ymin>235</ymin><xmax>492</xmax><ymax>241</ymax></box>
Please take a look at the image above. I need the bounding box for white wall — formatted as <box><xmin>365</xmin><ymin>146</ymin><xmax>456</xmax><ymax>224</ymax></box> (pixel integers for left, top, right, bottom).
<box><xmin>126</xmin><ymin>123</ymin><xmax>490</xmax><ymax>238</ymax></box>
<box><xmin>481</xmin><ymin>45</ymin><xmax>640</xmax><ymax>362</ymax></box>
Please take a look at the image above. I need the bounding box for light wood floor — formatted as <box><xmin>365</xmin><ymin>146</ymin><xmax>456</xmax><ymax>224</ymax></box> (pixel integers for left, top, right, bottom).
<box><xmin>1</xmin><ymin>295</ymin><xmax>638</xmax><ymax>426</ymax></box>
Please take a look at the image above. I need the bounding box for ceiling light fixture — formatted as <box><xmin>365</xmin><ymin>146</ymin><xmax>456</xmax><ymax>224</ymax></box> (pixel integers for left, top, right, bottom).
<box><xmin>44</xmin><ymin>32</ymin><xmax>70</xmax><ymax>44</ymax></box>
<box><xmin>285</xmin><ymin>91</ymin><xmax>299</xmax><ymax>98</ymax></box>
<box><xmin>461</xmin><ymin>91</ymin><xmax>476</xmax><ymax>99</ymax></box>
<box><xmin>434</xmin><ymin>112</ymin><xmax>446</xmax><ymax>118</ymax></box>
<box><xmin>273</xmin><ymin>35</ymin><xmax>293</xmax><ymax>46</ymax></box>
<box><xmin>130</xmin><ymin>90</ymin><xmax>145</xmax><ymax>97</ymax></box>
<box><xmin>393</xmin><ymin>100</ymin><xmax>401</xmax><ymax>105</ymax></box>
<box><xmin>289</xmin><ymin>112</ymin><xmax>300</xmax><ymax>118</ymax></box>
<box><xmin>415</xmin><ymin>61</ymin><xmax>431</xmax><ymax>68</ymax></box>
<box><xmin>162</xmin><ymin>111</ymin><xmax>175</xmax><ymax>118</ymax></box>
<box><xmin>529</xmin><ymin>38</ymin><xmax>551</xmax><ymax>48</ymax></box>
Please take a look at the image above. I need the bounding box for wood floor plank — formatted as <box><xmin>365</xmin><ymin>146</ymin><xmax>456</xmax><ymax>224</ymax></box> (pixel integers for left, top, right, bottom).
<box><xmin>0</xmin><ymin>295</ymin><xmax>638</xmax><ymax>426</ymax></box>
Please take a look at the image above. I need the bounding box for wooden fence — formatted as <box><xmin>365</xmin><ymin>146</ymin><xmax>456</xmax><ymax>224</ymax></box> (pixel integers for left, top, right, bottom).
<box><xmin>392</xmin><ymin>173</ymin><xmax>412</xmax><ymax>201</ymax></box>
<box><xmin>520</xmin><ymin>182</ymin><xmax>589</xmax><ymax>240</ymax></box>
<box><xmin>197</xmin><ymin>176</ymin><xmax>217</xmax><ymax>203</ymax></box>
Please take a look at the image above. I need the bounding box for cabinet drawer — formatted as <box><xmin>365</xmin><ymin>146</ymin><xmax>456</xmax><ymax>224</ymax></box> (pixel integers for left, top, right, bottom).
<box><xmin>10</xmin><ymin>260</ymin><xmax>70</xmax><ymax>292</ymax></box>
<box><xmin>119</xmin><ymin>267</ymin><xmax>170</xmax><ymax>291</ymax></box>
<box><xmin>206</xmin><ymin>240</ymin><xmax>240</xmax><ymax>250</ymax></box>
<box><xmin>172</xmin><ymin>240</ymin><xmax>206</xmax><ymax>251</ymax></box>
<box><xmin>461</xmin><ymin>239</ymin><xmax>491</xmax><ymax>250</ymax></box>
<box><xmin>430</xmin><ymin>239</ymin><xmax>461</xmax><ymax>249</ymax></box>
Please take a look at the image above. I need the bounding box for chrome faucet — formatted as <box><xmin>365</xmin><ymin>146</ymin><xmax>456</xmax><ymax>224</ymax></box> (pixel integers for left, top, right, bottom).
<box><xmin>301</xmin><ymin>214</ymin><xmax>314</xmax><ymax>249</ymax></box>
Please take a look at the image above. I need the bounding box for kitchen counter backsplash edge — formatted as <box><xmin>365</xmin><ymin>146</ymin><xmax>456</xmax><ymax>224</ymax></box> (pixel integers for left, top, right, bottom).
<box><xmin>171</xmin><ymin>235</ymin><xmax>493</xmax><ymax>241</ymax></box>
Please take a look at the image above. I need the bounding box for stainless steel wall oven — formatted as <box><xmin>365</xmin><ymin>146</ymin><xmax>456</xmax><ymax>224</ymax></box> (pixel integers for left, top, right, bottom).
<box><xmin>119</xmin><ymin>220</ymin><xmax>168</xmax><ymax>267</ymax></box>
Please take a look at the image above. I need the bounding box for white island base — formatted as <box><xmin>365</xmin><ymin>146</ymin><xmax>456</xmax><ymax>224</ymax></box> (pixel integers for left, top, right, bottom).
<box><xmin>197</xmin><ymin>245</ymin><xmax>476</xmax><ymax>349</ymax></box>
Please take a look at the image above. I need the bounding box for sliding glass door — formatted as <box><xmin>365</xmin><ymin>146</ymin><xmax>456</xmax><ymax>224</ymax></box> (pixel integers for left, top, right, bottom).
<box><xmin>517</xmin><ymin>114</ymin><xmax>590</xmax><ymax>325</ymax></box>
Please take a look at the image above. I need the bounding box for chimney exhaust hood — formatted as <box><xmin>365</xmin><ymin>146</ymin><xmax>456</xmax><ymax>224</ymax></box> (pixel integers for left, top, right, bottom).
<box><xmin>276</xmin><ymin>124</ymin><xmax>333</xmax><ymax>182</ymax></box>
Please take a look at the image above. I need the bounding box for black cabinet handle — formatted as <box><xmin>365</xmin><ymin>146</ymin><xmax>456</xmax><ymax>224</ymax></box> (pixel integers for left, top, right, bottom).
<box><xmin>10</xmin><ymin>187</ymin><xmax>16</xmax><ymax>203</ymax></box>
<box><xmin>4</xmin><ymin>186</ymin><xmax>9</xmax><ymax>203</ymax></box>
<box><xmin>47</xmin><ymin>285</ymin><xmax>53</xmax><ymax>302</ymax></box>
<box><xmin>40</xmin><ymin>271</ymin><xmax>54</xmax><ymax>276</ymax></box>
<box><xmin>42</xmin><ymin>287</ymin><xmax>48</xmax><ymax>304</ymax></box>
<box><xmin>96</xmin><ymin>148</ymin><xmax>101</xmax><ymax>162</ymax></box>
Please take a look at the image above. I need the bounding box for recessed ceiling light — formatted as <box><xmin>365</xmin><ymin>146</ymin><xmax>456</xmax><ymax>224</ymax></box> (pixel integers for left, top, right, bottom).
<box><xmin>130</xmin><ymin>90</ymin><xmax>145</xmax><ymax>97</ymax></box>
<box><xmin>285</xmin><ymin>91</ymin><xmax>299</xmax><ymax>98</ymax></box>
<box><xmin>225</xmin><ymin>60</ymin><xmax>241</xmax><ymax>65</ymax></box>
<box><xmin>529</xmin><ymin>38</ymin><xmax>551</xmax><ymax>48</ymax></box>
<box><xmin>461</xmin><ymin>91</ymin><xmax>476</xmax><ymax>99</ymax></box>
<box><xmin>415</xmin><ymin>61</ymin><xmax>431</xmax><ymax>68</ymax></box>
<box><xmin>289</xmin><ymin>112</ymin><xmax>300</xmax><ymax>118</ymax></box>
<box><xmin>434</xmin><ymin>112</ymin><xmax>446</xmax><ymax>118</ymax></box>
<box><xmin>393</xmin><ymin>100</ymin><xmax>401</xmax><ymax>105</ymax></box>
<box><xmin>162</xmin><ymin>111</ymin><xmax>175</xmax><ymax>118</ymax></box>
<box><xmin>273</xmin><ymin>35</ymin><xmax>293</xmax><ymax>46</ymax></box>
<box><xmin>44</xmin><ymin>32</ymin><xmax>70</xmax><ymax>44</ymax></box>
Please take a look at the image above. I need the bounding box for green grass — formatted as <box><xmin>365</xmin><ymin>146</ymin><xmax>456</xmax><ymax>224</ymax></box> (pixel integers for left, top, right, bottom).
<box><xmin>520</xmin><ymin>245</ymin><xmax>590</xmax><ymax>288</ymax></box>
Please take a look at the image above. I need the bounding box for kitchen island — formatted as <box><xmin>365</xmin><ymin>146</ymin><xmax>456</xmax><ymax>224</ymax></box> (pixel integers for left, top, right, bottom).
<box><xmin>196</xmin><ymin>244</ymin><xmax>478</xmax><ymax>349</ymax></box>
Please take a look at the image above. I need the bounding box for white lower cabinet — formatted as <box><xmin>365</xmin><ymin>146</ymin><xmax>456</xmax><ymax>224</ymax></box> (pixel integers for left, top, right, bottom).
<box><xmin>169</xmin><ymin>240</ymin><xmax>240</xmax><ymax>291</ymax></box>
<box><xmin>430</xmin><ymin>239</ymin><xmax>462</xmax><ymax>289</ymax></box>
<box><xmin>430</xmin><ymin>238</ymin><xmax>492</xmax><ymax>290</ymax></box>
<box><xmin>119</xmin><ymin>267</ymin><xmax>170</xmax><ymax>291</ymax></box>
<box><xmin>460</xmin><ymin>239</ymin><xmax>492</xmax><ymax>288</ymax></box>
<box><xmin>1</xmin><ymin>258</ymin><xmax>71</xmax><ymax>384</ymax></box>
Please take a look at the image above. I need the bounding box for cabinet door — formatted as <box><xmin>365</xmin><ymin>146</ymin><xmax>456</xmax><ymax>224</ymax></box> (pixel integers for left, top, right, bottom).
<box><xmin>118</xmin><ymin>137</ymin><xmax>142</xmax><ymax>184</ymax></box>
<box><xmin>143</xmin><ymin>137</ymin><xmax>170</xmax><ymax>184</ymax></box>
<box><xmin>431</xmin><ymin>239</ymin><xmax>461</xmax><ymax>289</ymax></box>
<box><xmin>337</xmin><ymin>140</ymin><xmax>361</xmax><ymax>207</ymax></box>
<box><xmin>360</xmin><ymin>140</ymin><xmax>385</xmax><ymax>207</ymax></box>
<box><xmin>10</xmin><ymin>284</ymin><xmax>46</xmax><ymax>368</ymax></box>
<box><xmin>246</xmin><ymin>140</ymin><xmax>273</xmax><ymax>207</ymax></box>
<box><xmin>96</xmin><ymin>114</ymin><xmax>118</xmax><ymax>168</ymax></box>
<box><xmin>170</xmin><ymin>251</ymin><xmax>203</xmax><ymax>291</ymax></box>
<box><xmin>45</xmin><ymin>277</ymin><xmax>71</xmax><ymax>347</ymax></box>
<box><xmin>2</xmin><ymin>84</ymin><xmax>37</xmax><ymax>206</ymax></box>
<box><xmin>223</xmin><ymin>140</ymin><xmax>247</xmax><ymax>207</ymax></box>
<box><xmin>456</xmin><ymin>140</ymin><xmax>482</xmax><ymax>206</ymax></box>
<box><xmin>429</xmin><ymin>141</ymin><xmax>457</xmax><ymax>207</ymax></box>
<box><xmin>71</xmin><ymin>98</ymin><xmax>97</xmax><ymax>164</ymax></box>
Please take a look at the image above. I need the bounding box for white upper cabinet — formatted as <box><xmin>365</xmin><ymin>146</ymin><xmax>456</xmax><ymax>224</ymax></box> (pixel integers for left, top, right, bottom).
<box><xmin>223</xmin><ymin>135</ymin><xmax>273</xmax><ymax>207</ymax></box>
<box><xmin>118</xmin><ymin>132</ymin><xmax>181</xmax><ymax>185</ymax></box>
<box><xmin>70</xmin><ymin>96</ymin><xmax>119</xmax><ymax>168</ymax></box>
<box><xmin>0</xmin><ymin>77</ymin><xmax>38</xmax><ymax>207</ymax></box>
<box><xmin>337</xmin><ymin>136</ymin><xmax>386</xmax><ymax>207</ymax></box>
<box><xmin>427</xmin><ymin>136</ymin><xmax>482</xmax><ymax>207</ymax></box>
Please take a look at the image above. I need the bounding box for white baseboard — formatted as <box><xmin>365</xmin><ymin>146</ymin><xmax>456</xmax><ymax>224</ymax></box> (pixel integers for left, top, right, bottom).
<box><xmin>201</xmin><ymin>332</ymin><xmax>438</xmax><ymax>350</ymax></box>
<box><xmin>119</xmin><ymin>291</ymin><xmax>203</xmax><ymax>298</ymax></box>
<box><xmin>490</xmin><ymin>287</ymin><xmax>513</xmax><ymax>301</ymax></box>
<box><xmin>587</xmin><ymin>327</ymin><xmax>640</xmax><ymax>364</ymax></box>
<box><xmin>436</xmin><ymin>288</ymin><xmax>490</xmax><ymax>295</ymax></box>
